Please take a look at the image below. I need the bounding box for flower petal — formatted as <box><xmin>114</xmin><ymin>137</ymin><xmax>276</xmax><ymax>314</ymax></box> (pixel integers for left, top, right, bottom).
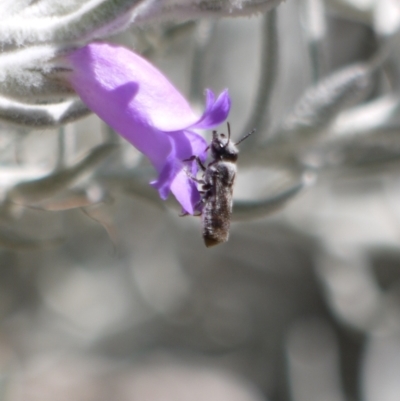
<box><xmin>150</xmin><ymin>156</ymin><xmax>179</xmax><ymax>200</ymax></box>
<box><xmin>150</xmin><ymin>156</ymin><xmax>200</xmax><ymax>215</ymax></box>
<box><xmin>66</xmin><ymin>42</ymin><xmax>200</xmax><ymax>131</ymax></box>
<box><xmin>169</xmin><ymin>168</ymin><xmax>201</xmax><ymax>215</ymax></box>
<box><xmin>151</xmin><ymin>130</ymin><xmax>207</xmax><ymax>212</ymax></box>
<box><xmin>192</xmin><ymin>89</ymin><xmax>231</xmax><ymax>129</ymax></box>
<box><xmin>167</xmin><ymin>130</ymin><xmax>208</xmax><ymax>162</ymax></box>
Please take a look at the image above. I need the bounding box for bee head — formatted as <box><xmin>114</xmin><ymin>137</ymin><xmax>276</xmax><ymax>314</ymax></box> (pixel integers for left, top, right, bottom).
<box><xmin>210</xmin><ymin>129</ymin><xmax>238</xmax><ymax>162</ymax></box>
<box><xmin>209</xmin><ymin>123</ymin><xmax>255</xmax><ymax>162</ymax></box>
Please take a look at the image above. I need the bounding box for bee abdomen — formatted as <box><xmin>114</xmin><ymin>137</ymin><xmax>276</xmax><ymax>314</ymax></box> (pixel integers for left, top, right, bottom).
<box><xmin>202</xmin><ymin>202</ymin><xmax>231</xmax><ymax>247</ymax></box>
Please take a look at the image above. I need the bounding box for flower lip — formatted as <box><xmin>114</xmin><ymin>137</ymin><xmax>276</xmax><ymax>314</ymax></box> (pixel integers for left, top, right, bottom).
<box><xmin>65</xmin><ymin>42</ymin><xmax>231</xmax><ymax>214</ymax></box>
<box><xmin>192</xmin><ymin>89</ymin><xmax>231</xmax><ymax>130</ymax></box>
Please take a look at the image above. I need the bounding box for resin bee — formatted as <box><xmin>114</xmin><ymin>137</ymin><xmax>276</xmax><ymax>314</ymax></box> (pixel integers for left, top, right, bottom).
<box><xmin>191</xmin><ymin>123</ymin><xmax>254</xmax><ymax>247</ymax></box>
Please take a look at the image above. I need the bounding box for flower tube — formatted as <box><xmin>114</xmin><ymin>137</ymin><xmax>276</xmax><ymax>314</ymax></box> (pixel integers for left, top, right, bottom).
<box><xmin>64</xmin><ymin>43</ymin><xmax>230</xmax><ymax>214</ymax></box>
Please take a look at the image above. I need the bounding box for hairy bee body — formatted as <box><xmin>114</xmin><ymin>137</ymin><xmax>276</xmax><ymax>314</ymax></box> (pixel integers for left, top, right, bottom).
<box><xmin>201</xmin><ymin>161</ymin><xmax>237</xmax><ymax>247</ymax></box>
<box><xmin>188</xmin><ymin>123</ymin><xmax>253</xmax><ymax>247</ymax></box>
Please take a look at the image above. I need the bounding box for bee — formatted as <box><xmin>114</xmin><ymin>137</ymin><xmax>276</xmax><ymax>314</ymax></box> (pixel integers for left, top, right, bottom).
<box><xmin>190</xmin><ymin>123</ymin><xmax>254</xmax><ymax>247</ymax></box>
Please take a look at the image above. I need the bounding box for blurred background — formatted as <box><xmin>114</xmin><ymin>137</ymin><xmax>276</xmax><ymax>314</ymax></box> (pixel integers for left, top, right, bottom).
<box><xmin>1</xmin><ymin>0</ymin><xmax>400</xmax><ymax>400</ymax></box>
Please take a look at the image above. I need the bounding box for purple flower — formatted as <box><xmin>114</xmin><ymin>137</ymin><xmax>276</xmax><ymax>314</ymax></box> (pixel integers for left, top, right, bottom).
<box><xmin>64</xmin><ymin>43</ymin><xmax>230</xmax><ymax>214</ymax></box>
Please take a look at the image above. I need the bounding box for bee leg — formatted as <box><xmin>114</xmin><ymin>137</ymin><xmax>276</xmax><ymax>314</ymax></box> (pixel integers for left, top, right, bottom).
<box><xmin>183</xmin><ymin>155</ymin><xmax>206</xmax><ymax>171</ymax></box>
<box><xmin>183</xmin><ymin>155</ymin><xmax>196</xmax><ymax>162</ymax></box>
<box><xmin>185</xmin><ymin>170</ymin><xmax>206</xmax><ymax>185</ymax></box>
<box><xmin>192</xmin><ymin>200</ymin><xmax>204</xmax><ymax>216</ymax></box>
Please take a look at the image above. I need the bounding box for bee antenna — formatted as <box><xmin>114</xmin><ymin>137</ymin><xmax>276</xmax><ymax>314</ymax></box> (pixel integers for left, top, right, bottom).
<box><xmin>222</xmin><ymin>122</ymin><xmax>231</xmax><ymax>148</ymax></box>
<box><xmin>235</xmin><ymin>128</ymin><xmax>256</xmax><ymax>146</ymax></box>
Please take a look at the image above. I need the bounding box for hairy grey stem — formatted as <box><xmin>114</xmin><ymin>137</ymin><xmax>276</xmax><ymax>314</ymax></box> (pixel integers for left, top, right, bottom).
<box><xmin>0</xmin><ymin>0</ymin><xmax>146</xmax><ymax>47</ymax></box>
<box><xmin>0</xmin><ymin>97</ymin><xmax>91</xmax><ymax>128</ymax></box>
<box><xmin>56</xmin><ymin>126</ymin><xmax>67</xmax><ymax>170</ymax></box>
<box><xmin>8</xmin><ymin>143</ymin><xmax>119</xmax><ymax>204</ymax></box>
<box><xmin>135</xmin><ymin>0</ymin><xmax>284</xmax><ymax>25</ymax></box>
<box><xmin>232</xmin><ymin>172</ymin><xmax>314</xmax><ymax>220</ymax></box>
<box><xmin>277</xmin><ymin>60</ymin><xmax>380</xmax><ymax>137</ymax></box>
<box><xmin>242</xmin><ymin>8</ymin><xmax>278</xmax><ymax>149</ymax></box>
<box><xmin>301</xmin><ymin>0</ymin><xmax>327</xmax><ymax>82</ymax></box>
<box><xmin>308</xmin><ymin>38</ymin><xmax>326</xmax><ymax>83</ymax></box>
<box><xmin>99</xmin><ymin>167</ymin><xmax>170</xmax><ymax>210</ymax></box>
